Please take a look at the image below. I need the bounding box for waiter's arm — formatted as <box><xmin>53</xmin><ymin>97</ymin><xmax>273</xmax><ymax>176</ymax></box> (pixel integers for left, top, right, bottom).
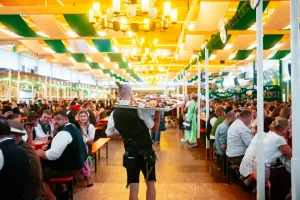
<box><xmin>105</xmin><ymin>112</ymin><xmax>121</xmax><ymax>138</ymax></box>
<box><xmin>151</xmin><ymin>111</ymin><xmax>160</xmax><ymax>132</ymax></box>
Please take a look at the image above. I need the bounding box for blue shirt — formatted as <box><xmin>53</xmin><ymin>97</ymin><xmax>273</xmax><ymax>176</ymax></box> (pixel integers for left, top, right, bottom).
<box><xmin>215</xmin><ymin>121</ymin><xmax>229</xmax><ymax>155</ymax></box>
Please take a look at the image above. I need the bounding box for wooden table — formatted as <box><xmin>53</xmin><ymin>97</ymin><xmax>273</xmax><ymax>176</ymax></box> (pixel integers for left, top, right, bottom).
<box><xmin>99</xmin><ymin>116</ymin><xmax>110</xmax><ymax>125</ymax></box>
<box><xmin>90</xmin><ymin>138</ymin><xmax>110</xmax><ymax>172</ymax></box>
<box><xmin>95</xmin><ymin>125</ymin><xmax>105</xmax><ymax>131</ymax></box>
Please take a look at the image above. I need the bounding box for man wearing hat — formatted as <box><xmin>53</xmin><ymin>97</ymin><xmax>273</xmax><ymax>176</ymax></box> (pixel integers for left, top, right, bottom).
<box><xmin>8</xmin><ymin>120</ymin><xmax>43</xmax><ymax>200</ymax></box>
<box><xmin>0</xmin><ymin>119</ymin><xmax>30</xmax><ymax>199</ymax></box>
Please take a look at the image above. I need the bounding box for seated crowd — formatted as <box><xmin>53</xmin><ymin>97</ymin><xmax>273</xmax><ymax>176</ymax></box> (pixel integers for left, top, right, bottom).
<box><xmin>203</xmin><ymin>100</ymin><xmax>292</xmax><ymax>199</ymax></box>
<box><xmin>0</xmin><ymin>98</ymin><xmax>107</xmax><ymax>200</ymax></box>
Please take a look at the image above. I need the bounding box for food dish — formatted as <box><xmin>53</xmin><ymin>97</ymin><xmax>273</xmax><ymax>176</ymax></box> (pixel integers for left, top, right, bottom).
<box><xmin>114</xmin><ymin>97</ymin><xmax>183</xmax><ymax>112</ymax></box>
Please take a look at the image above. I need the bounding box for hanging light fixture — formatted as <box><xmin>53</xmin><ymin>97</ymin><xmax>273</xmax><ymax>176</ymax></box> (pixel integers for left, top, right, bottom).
<box><xmin>164</xmin><ymin>2</ymin><xmax>171</xmax><ymax>17</ymax></box>
<box><xmin>141</xmin><ymin>0</ymin><xmax>150</xmax><ymax>14</ymax></box>
<box><xmin>88</xmin><ymin>1</ymin><xmax>177</xmax><ymax>32</ymax></box>
<box><xmin>113</xmin><ymin>0</ymin><xmax>121</xmax><ymax>14</ymax></box>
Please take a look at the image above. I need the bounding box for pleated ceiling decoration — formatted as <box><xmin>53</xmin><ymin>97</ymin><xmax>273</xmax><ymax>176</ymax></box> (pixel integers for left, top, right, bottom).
<box><xmin>0</xmin><ymin>15</ymin><xmax>38</xmax><ymax>37</ymax></box>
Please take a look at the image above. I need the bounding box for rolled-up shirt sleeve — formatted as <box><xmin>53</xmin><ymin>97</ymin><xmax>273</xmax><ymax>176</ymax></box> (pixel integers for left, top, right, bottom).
<box><xmin>138</xmin><ymin>110</ymin><xmax>154</xmax><ymax>129</ymax></box>
<box><xmin>240</xmin><ymin>130</ymin><xmax>254</xmax><ymax>147</ymax></box>
<box><xmin>105</xmin><ymin>111</ymin><xmax>119</xmax><ymax>136</ymax></box>
<box><xmin>218</xmin><ymin>127</ymin><xmax>228</xmax><ymax>145</ymax></box>
<box><xmin>45</xmin><ymin>131</ymin><xmax>73</xmax><ymax>160</ymax></box>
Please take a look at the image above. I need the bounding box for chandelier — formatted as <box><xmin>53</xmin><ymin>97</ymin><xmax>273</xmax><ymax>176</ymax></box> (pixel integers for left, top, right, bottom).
<box><xmin>89</xmin><ymin>1</ymin><xmax>178</xmax><ymax>32</ymax></box>
<box><xmin>123</xmin><ymin>37</ymin><xmax>169</xmax><ymax>63</ymax></box>
<box><xmin>134</xmin><ymin>65</ymin><xmax>165</xmax><ymax>74</ymax></box>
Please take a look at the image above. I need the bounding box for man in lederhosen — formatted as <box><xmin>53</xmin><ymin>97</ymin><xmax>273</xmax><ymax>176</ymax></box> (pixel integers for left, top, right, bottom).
<box><xmin>106</xmin><ymin>83</ymin><xmax>160</xmax><ymax>200</ymax></box>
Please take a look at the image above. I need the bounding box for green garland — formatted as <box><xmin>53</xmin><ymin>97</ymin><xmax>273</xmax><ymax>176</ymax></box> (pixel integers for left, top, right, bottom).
<box><xmin>175</xmin><ymin>1</ymin><xmax>253</xmax><ymax>81</ymax></box>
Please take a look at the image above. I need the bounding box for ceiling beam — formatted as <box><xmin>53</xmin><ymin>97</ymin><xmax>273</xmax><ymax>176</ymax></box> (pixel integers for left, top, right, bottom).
<box><xmin>186</xmin><ymin>30</ymin><xmax>291</xmax><ymax>35</ymax></box>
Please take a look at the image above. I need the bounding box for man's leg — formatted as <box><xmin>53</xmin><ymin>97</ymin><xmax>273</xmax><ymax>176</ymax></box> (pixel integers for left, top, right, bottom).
<box><xmin>129</xmin><ymin>183</ymin><xmax>139</xmax><ymax>200</ymax></box>
<box><xmin>146</xmin><ymin>181</ymin><xmax>156</xmax><ymax>200</ymax></box>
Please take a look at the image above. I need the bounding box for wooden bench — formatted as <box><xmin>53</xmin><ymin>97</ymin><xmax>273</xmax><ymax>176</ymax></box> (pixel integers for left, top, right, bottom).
<box><xmin>90</xmin><ymin>138</ymin><xmax>110</xmax><ymax>172</ymax></box>
<box><xmin>50</xmin><ymin>177</ymin><xmax>74</xmax><ymax>200</ymax></box>
<box><xmin>249</xmin><ymin>173</ymin><xmax>270</xmax><ymax>188</ymax></box>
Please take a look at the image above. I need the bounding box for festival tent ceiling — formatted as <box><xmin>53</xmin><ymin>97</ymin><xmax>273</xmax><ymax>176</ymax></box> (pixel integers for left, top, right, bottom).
<box><xmin>0</xmin><ymin>0</ymin><xmax>295</xmax><ymax>85</ymax></box>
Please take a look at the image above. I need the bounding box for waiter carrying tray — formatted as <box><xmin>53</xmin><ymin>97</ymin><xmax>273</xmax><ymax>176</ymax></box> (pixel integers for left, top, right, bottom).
<box><xmin>106</xmin><ymin>82</ymin><xmax>160</xmax><ymax>200</ymax></box>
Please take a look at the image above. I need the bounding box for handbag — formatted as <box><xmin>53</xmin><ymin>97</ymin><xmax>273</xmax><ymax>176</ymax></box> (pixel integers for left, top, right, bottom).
<box><xmin>159</xmin><ymin>120</ymin><xmax>166</xmax><ymax>131</ymax></box>
<box><xmin>183</xmin><ymin>104</ymin><xmax>196</xmax><ymax>130</ymax></box>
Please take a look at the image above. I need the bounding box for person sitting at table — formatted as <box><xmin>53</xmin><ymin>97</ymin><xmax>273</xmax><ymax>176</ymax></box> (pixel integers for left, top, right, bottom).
<box><xmin>226</xmin><ymin>110</ymin><xmax>254</xmax><ymax>166</ymax></box>
<box><xmin>24</xmin><ymin>112</ymin><xmax>41</xmax><ymax>144</ymax></box>
<box><xmin>36</xmin><ymin>110</ymin><xmax>87</xmax><ymax>200</ymax></box>
<box><xmin>8</xmin><ymin>119</ymin><xmax>43</xmax><ymax>200</ymax></box>
<box><xmin>82</xmin><ymin>103</ymin><xmax>97</xmax><ymax>126</ymax></box>
<box><xmin>0</xmin><ymin>119</ymin><xmax>30</xmax><ymax>200</ymax></box>
<box><xmin>78</xmin><ymin>110</ymin><xmax>95</xmax><ymax>187</ymax></box>
<box><xmin>209</xmin><ymin>106</ymin><xmax>226</xmax><ymax>140</ymax></box>
<box><xmin>35</xmin><ymin>109</ymin><xmax>54</xmax><ymax>138</ymax></box>
<box><xmin>215</xmin><ymin>111</ymin><xmax>236</xmax><ymax>157</ymax></box>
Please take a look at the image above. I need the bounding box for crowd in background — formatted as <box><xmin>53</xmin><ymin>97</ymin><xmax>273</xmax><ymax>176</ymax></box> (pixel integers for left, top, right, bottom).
<box><xmin>0</xmin><ymin>93</ymin><xmax>294</xmax><ymax>199</ymax></box>
<box><xmin>179</xmin><ymin>96</ymin><xmax>292</xmax><ymax>199</ymax></box>
<box><xmin>0</xmin><ymin>97</ymin><xmax>116</xmax><ymax>200</ymax></box>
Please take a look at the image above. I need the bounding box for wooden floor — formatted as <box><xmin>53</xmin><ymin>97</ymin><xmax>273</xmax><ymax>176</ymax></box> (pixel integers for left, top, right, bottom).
<box><xmin>74</xmin><ymin>125</ymin><xmax>255</xmax><ymax>200</ymax></box>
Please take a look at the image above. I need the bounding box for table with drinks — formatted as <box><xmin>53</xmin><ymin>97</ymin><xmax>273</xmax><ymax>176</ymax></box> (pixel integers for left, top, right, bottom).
<box><xmin>33</xmin><ymin>137</ymin><xmax>49</xmax><ymax>150</ymax></box>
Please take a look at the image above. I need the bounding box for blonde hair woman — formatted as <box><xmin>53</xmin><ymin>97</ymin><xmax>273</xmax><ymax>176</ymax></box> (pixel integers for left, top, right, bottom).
<box><xmin>279</xmin><ymin>106</ymin><xmax>291</xmax><ymax>120</ymax></box>
<box><xmin>184</xmin><ymin>93</ymin><xmax>198</xmax><ymax>148</ymax></box>
<box><xmin>270</xmin><ymin>106</ymin><xmax>281</xmax><ymax>118</ymax></box>
<box><xmin>78</xmin><ymin>110</ymin><xmax>95</xmax><ymax>187</ymax></box>
<box><xmin>262</xmin><ymin>117</ymin><xmax>292</xmax><ymax>181</ymax></box>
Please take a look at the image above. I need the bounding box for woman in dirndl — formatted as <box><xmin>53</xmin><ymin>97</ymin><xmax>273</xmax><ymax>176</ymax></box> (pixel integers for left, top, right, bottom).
<box><xmin>184</xmin><ymin>93</ymin><xmax>198</xmax><ymax>148</ymax></box>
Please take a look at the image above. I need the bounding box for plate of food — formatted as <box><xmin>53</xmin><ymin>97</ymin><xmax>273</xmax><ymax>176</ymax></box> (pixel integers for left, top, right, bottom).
<box><xmin>114</xmin><ymin>98</ymin><xmax>183</xmax><ymax>112</ymax></box>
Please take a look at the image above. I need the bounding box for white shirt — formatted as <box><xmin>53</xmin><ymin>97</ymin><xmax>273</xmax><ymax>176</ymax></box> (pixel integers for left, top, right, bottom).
<box><xmin>226</xmin><ymin>119</ymin><xmax>254</xmax><ymax>157</ymax></box>
<box><xmin>106</xmin><ymin>110</ymin><xmax>154</xmax><ymax>136</ymax></box>
<box><xmin>82</xmin><ymin>124</ymin><xmax>95</xmax><ymax>144</ymax></box>
<box><xmin>0</xmin><ymin>138</ymin><xmax>14</xmax><ymax>171</ymax></box>
<box><xmin>209</xmin><ymin>117</ymin><xmax>218</xmax><ymax>139</ymax></box>
<box><xmin>210</xmin><ymin>117</ymin><xmax>217</xmax><ymax>127</ymax></box>
<box><xmin>264</xmin><ymin>131</ymin><xmax>287</xmax><ymax>167</ymax></box>
<box><xmin>45</xmin><ymin>123</ymin><xmax>86</xmax><ymax>161</ymax></box>
<box><xmin>35</xmin><ymin>123</ymin><xmax>54</xmax><ymax>138</ymax></box>
<box><xmin>45</xmin><ymin>129</ymin><xmax>73</xmax><ymax>160</ymax></box>
<box><xmin>86</xmin><ymin>124</ymin><xmax>95</xmax><ymax>140</ymax></box>
<box><xmin>240</xmin><ymin>132</ymin><xmax>267</xmax><ymax>177</ymax></box>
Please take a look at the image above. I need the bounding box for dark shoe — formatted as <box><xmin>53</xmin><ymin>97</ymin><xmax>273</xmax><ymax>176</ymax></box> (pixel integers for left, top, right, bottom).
<box><xmin>87</xmin><ymin>183</ymin><xmax>94</xmax><ymax>187</ymax></box>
